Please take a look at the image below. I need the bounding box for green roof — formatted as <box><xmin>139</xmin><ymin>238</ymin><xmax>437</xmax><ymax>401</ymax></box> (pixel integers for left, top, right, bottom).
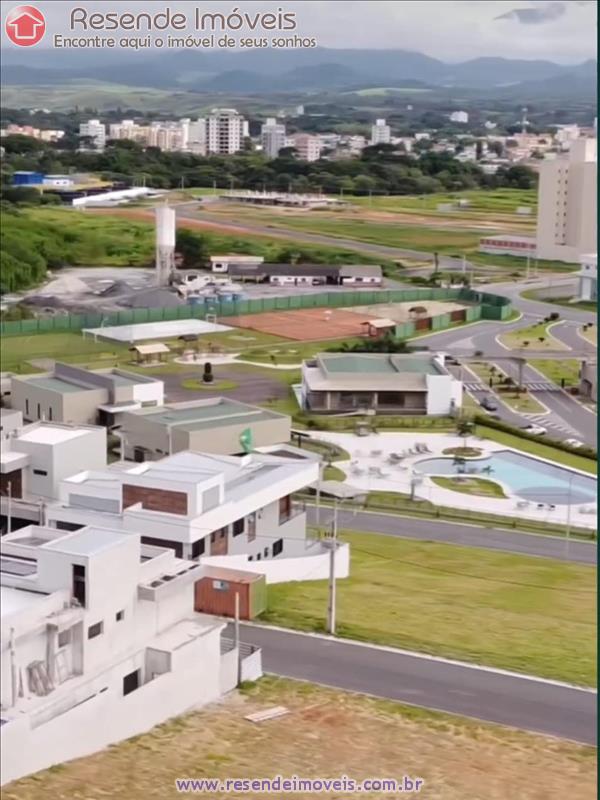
<box><xmin>319</xmin><ymin>354</ymin><xmax>441</xmax><ymax>376</ymax></box>
<box><xmin>130</xmin><ymin>399</ymin><xmax>286</xmax><ymax>432</ymax></box>
<box><xmin>27</xmin><ymin>377</ymin><xmax>89</xmax><ymax>394</ymax></box>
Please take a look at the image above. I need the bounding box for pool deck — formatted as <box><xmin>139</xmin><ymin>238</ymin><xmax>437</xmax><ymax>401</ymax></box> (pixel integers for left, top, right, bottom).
<box><xmin>308</xmin><ymin>431</ymin><xmax>597</xmax><ymax>530</ymax></box>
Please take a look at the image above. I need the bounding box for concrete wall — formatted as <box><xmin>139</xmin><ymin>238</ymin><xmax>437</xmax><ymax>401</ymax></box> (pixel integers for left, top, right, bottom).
<box><xmin>0</xmin><ymin>626</ymin><xmax>224</xmax><ymax>786</ymax></box>
<box><xmin>202</xmin><ymin>541</ymin><xmax>350</xmax><ymax>584</ymax></box>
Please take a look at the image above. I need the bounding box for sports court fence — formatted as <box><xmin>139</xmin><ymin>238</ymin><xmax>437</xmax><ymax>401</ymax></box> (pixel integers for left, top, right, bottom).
<box><xmin>0</xmin><ymin>287</ymin><xmax>511</xmax><ymax>337</ymax></box>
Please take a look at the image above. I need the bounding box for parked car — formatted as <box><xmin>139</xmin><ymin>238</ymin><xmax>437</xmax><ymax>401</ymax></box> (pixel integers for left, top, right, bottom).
<box><xmin>480</xmin><ymin>396</ymin><xmax>498</xmax><ymax>411</ymax></box>
<box><xmin>521</xmin><ymin>424</ymin><xmax>547</xmax><ymax>436</ymax></box>
<box><xmin>564</xmin><ymin>438</ymin><xmax>584</xmax><ymax>448</ymax></box>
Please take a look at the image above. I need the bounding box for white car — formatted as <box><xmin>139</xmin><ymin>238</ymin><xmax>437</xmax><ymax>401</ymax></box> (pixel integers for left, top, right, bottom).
<box><xmin>521</xmin><ymin>424</ymin><xmax>547</xmax><ymax>435</ymax></box>
<box><xmin>564</xmin><ymin>438</ymin><xmax>584</xmax><ymax>448</ymax></box>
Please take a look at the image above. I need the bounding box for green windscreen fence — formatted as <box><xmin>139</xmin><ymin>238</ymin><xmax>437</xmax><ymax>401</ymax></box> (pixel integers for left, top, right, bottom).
<box><xmin>0</xmin><ymin>287</ymin><xmax>511</xmax><ymax>337</ymax></box>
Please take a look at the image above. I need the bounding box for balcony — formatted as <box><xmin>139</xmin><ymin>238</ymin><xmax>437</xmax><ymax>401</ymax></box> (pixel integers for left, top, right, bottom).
<box><xmin>278</xmin><ymin>501</ymin><xmax>306</xmax><ymax>526</ymax></box>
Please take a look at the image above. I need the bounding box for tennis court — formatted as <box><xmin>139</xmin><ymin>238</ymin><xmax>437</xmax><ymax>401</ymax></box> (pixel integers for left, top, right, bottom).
<box><xmin>228</xmin><ymin>307</ymin><xmax>379</xmax><ymax>341</ymax></box>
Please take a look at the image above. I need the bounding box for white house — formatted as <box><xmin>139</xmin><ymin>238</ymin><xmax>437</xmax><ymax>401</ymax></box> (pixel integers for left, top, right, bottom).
<box><xmin>46</xmin><ymin>450</ymin><xmax>321</xmax><ymax>564</ymax></box>
<box><xmin>0</xmin><ymin>523</ymin><xmax>261</xmax><ymax>784</ymax></box>
<box><xmin>1</xmin><ymin>422</ymin><xmax>107</xmax><ymax>530</ymax></box>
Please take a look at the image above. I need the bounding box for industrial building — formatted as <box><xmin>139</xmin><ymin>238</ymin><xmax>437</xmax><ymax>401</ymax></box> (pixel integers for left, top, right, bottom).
<box><xmin>118</xmin><ymin>398</ymin><xmax>291</xmax><ymax>461</ymax></box>
<box><xmin>0</xmin><ymin>523</ymin><xmax>261</xmax><ymax>784</ymax></box>
<box><xmin>10</xmin><ymin>363</ymin><xmax>164</xmax><ymax>427</ymax></box>
<box><xmin>536</xmin><ymin>137</ymin><xmax>597</xmax><ymax>262</ymax></box>
<box><xmin>222</xmin><ymin>262</ymin><xmax>383</xmax><ymax>286</ymax></box>
<box><xmin>218</xmin><ymin>190</ymin><xmax>345</xmax><ymax>208</ymax></box>
<box><xmin>301</xmin><ymin>353</ymin><xmax>462</xmax><ymax>415</ymax></box>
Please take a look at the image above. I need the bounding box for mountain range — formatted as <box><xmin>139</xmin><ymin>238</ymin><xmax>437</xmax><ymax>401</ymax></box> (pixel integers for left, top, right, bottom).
<box><xmin>1</xmin><ymin>47</ymin><xmax>596</xmax><ymax>96</ymax></box>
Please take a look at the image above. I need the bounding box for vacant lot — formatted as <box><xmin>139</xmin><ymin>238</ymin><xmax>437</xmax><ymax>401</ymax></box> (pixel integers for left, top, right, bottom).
<box><xmin>4</xmin><ymin>677</ymin><xmax>595</xmax><ymax>800</ymax></box>
<box><xmin>263</xmin><ymin>532</ymin><xmax>596</xmax><ymax>685</ymax></box>
<box><xmin>530</xmin><ymin>359</ymin><xmax>582</xmax><ymax>387</ymax></box>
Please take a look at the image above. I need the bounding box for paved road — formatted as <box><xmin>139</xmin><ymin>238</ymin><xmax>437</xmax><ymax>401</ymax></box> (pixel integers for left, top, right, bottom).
<box><xmin>415</xmin><ymin>316</ymin><xmax>597</xmax><ymax>443</ymax></box>
<box><xmin>487</xmin><ymin>278</ymin><xmax>596</xmax><ymax>325</ymax></box>
<box><xmin>235</xmin><ymin>625</ymin><xmax>596</xmax><ymax>744</ymax></box>
<box><xmin>307</xmin><ymin>507</ymin><xmax>597</xmax><ymax>565</ymax></box>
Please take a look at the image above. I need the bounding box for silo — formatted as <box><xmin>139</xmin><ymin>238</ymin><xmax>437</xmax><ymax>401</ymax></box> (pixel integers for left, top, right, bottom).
<box><xmin>155</xmin><ymin>205</ymin><xmax>176</xmax><ymax>286</ymax></box>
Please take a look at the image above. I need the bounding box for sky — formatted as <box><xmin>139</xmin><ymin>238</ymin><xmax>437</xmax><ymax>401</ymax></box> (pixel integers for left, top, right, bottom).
<box><xmin>1</xmin><ymin>0</ymin><xmax>597</xmax><ymax>62</ymax></box>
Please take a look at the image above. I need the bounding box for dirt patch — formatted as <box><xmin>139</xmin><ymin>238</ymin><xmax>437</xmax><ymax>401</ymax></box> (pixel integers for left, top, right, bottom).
<box><xmin>6</xmin><ymin>677</ymin><xmax>595</xmax><ymax>800</ymax></box>
<box><xmin>227</xmin><ymin>307</ymin><xmax>378</xmax><ymax>341</ymax></box>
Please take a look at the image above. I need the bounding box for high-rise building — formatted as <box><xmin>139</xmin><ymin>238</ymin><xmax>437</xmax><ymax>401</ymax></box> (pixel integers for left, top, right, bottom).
<box><xmin>370</xmin><ymin>118</ymin><xmax>391</xmax><ymax>145</ymax></box>
<box><xmin>536</xmin><ymin>137</ymin><xmax>597</xmax><ymax>262</ymax></box>
<box><xmin>205</xmin><ymin>108</ymin><xmax>245</xmax><ymax>155</ymax></box>
<box><xmin>187</xmin><ymin>118</ymin><xmax>206</xmax><ymax>155</ymax></box>
<box><xmin>261</xmin><ymin>117</ymin><xmax>287</xmax><ymax>158</ymax></box>
<box><xmin>78</xmin><ymin>119</ymin><xmax>106</xmax><ymax>151</ymax></box>
<box><xmin>290</xmin><ymin>133</ymin><xmax>321</xmax><ymax>162</ymax></box>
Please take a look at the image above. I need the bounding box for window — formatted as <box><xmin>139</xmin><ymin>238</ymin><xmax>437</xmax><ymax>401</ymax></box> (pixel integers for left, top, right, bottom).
<box><xmin>191</xmin><ymin>538</ymin><xmax>206</xmax><ymax>558</ymax></box>
<box><xmin>232</xmin><ymin>518</ymin><xmax>245</xmax><ymax>537</ymax></box>
<box><xmin>37</xmin><ymin>403</ymin><xmax>41</xmax><ymax>419</ymax></box>
<box><xmin>72</xmin><ymin>564</ymin><xmax>86</xmax><ymax>607</ymax></box>
<box><xmin>279</xmin><ymin>495</ymin><xmax>292</xmax><ymax>524</ymax></box>
<box><xmin>273</xmin><ymin>538</ymin><xmax>283</xmax><ymax>557</ymax></box>
<box><xmin>58</xmin><ymin>629</ymin><xmax>71</xmax><ymax>648</ymax></box>
<box><xmin>87</xmin><ymin>621</ymin><xmax>103</xmax><ymax>640</ymax></box>
<box><xmin>48</xmin><ymin>407</ymin><xmax>53</xmax><ymax>421</ymax></box>
<box><xmin>247</xmin><ymin>512</ymin><xmax>257</xmax><ymax>542</ymax></box>
<box><xmin>115</xmin><ymin>610</ymin><xmax>125</xmax><ymax>622</ymax></box>
<box><xmin>33</xmin><ymin>469</ymin><xmax>48</xmax><ymax>476</ymax></box>
<box><xmin>264</xmin><ymin>547</ymin><xmax>269</xmax><ymax>558</ymax></box>
<box><xmin>25</xmin><ymin>399</ymin><xmax>29</xmax><ymax>416</ymax></box>
<box><xmin>213</xmin><ymin>579</ymin><xmax>229</xmax><ymax>591</ymax></box>
<box><xmin>122</xmin><ymin>669</ymin><xmax>140</xmax><ymax>696</ymax></box>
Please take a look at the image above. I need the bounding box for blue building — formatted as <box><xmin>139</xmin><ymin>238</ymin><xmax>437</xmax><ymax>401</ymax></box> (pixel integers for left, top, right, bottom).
<box><xmin>12</xmin><ymin>171</ymin><xmax>44</xmax><ymax>186</ymax></box>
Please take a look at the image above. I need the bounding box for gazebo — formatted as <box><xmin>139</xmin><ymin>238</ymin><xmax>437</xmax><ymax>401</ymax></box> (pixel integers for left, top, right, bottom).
<box><xmin>130</xmin><ymin>342</ymin><xmax>170</xmax><ymax>365</ymax></box>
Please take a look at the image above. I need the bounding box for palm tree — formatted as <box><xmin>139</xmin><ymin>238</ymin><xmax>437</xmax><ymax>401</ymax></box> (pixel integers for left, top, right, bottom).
<box><xmin>456</xmin><ymin>419</ymin><xmax>474</xmax><ymax>450</ymax></box>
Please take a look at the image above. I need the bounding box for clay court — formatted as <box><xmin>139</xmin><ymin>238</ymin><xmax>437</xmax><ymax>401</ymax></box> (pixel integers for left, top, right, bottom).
<box><xmin>227</xmin><ymin>307</ymin><xmax>377</xmax><ymax>341</ymax></box>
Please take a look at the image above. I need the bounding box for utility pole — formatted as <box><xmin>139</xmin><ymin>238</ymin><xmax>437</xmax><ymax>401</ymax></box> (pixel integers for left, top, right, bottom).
<box><xmin>315</xmin><ymin>461</ymin><xmax>323</xmax><ymax>526</ymax></box>
<box><xmin>327</xmin><ymin>500</ymin><xmax>338</xmax><ymax>635</ymax></box>
<box><xmin>565</xmin><ymin>472</ymin><xmax>574</xmax><ymax>558</ymax></box>
<box><xmin>526</xmin><ymin>254</ymin><xmax>531</xmax><ymax>280</ymax></box>
<box><xmin>7</xmin><ymin>480</ymin><xmax>12</xmax><ymax>534</ymax></box>
<box><xmin>234</xmin><ymin>591</ymin><xmax>241</xmax><ymax>684</ymax></box>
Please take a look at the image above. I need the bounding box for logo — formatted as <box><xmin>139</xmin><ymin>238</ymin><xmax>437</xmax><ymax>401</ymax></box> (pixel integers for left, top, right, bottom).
<box><xmin>5</xmin><ymin>5</ymin><xmax>46</xmax><ymax>46</ymax></box>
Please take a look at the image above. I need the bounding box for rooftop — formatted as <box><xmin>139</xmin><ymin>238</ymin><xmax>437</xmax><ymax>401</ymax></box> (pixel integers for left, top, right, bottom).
<box><xmin>26</xmin><ymin>376</ymin><xmax>85</xmax><ymax>394</ymax></box>
<box><xmin>122</xmin><ymin>397</ymin><xmax>287</xmax><ymax>433</ymax></box>
<box><xmin>43</xmin><ymin>526</ymin><xmax>130</xmax><ymax>556</ymax></box>
<box><xmin>17</xmin><ymin>424</ymin><xmax>91</xmax><ymax>445</ymax></box>
<box><xmin>0</xmin><ymin>586</ymin><xmax>46</xmax><ymax>618</ymax></box>
<box><xmin>318</xmin><ymin>354</ymin><xmax>442</xmax><ymax>376</ymax></box>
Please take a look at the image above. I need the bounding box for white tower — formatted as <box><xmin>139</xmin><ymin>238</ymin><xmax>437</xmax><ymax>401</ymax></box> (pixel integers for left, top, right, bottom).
<box><xmin>155</xmin><ymin>206</ymin><xmax>176</xmax><ymax>286</ymax></box>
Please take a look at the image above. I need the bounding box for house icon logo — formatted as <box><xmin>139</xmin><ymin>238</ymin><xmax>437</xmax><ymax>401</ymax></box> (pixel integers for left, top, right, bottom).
<box><xmin>5</xmin><ymin>5</ymin><xmax>46</xmax><ymax>46</ymax></box>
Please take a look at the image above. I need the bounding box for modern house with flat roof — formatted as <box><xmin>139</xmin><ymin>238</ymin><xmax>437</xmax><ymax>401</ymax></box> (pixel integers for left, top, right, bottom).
<box><xmin>10</xmin><ymin>363</ymin><xmax>164</xmax><ymax>427</ymax></box>
<box><xmin>118</xmin><ymin>398</ymin><xmax>291</xmax><ymax>460</ymax></box>
<box><xmin>0</xmin><ymin>523</ymin><xmax>261</xmax><ymax>784</ymax></box>
<box><xmin>301</xmin><ymin>353</ymin><xmax>462</xmax><ymax>415</ymax></box>
<box><xmin>46</xmin><ymin>450</ymin><xmax>320</xmax><ymax>564</ymax></box>
<box><xmin>577</xmin><ymin>253</ymin><xmax>597</xmax><ymax>302</ymax></box>
<box><xmin>1</xmin><ymin>421</ymin><xmax>107</xmax><ymax>518</ymax></box>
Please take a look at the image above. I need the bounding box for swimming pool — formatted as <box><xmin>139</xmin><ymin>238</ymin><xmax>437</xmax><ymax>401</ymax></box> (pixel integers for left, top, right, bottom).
<box><xmin>415</xmin><ymin>450</ymin><xmax>597</xmax><ymax>505</ymax></box>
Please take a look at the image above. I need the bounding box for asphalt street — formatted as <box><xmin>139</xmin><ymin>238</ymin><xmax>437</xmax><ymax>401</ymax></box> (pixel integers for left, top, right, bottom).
<box><xmin>306</xmin><ymin>507</ymin><xmax>597</xmax><ymax>565</ymax></box>
<box><xmin>234</xmin><ymin>625</ymin><xmax>597</xmax><ymax>744</ymax></box>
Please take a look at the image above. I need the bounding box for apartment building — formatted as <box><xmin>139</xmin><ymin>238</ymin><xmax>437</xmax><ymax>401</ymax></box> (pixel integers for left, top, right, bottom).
<box><xmin>577</xmin><ymin>253</ymin><xmax>597</xmax><ymax>302</ymax></box>
<box><xmin>301</xmin><ymin>353</ymin><xmax>462</xmax><ymax>415</ymax></box>
<box><xmin>10</xmin><ymin>363</ymin><xmax>164</xmax><ymax>427</ymax></box>
<box><xmin>370</xmin><ymin>118</ymin><xmax>391</xmax><ymax>145</ymax></box>
<box><xmin>289</xmin><ymin>133</ymin><xmax>321</xmax><ymax>162</ymax></box>
<box><xmin>206</xmin><ymin>108</ymin><xmax>245</xmax><ymax>155</ymax></box>
<box><xmin>0</xmin><ymin>124</ymin><xmax>64</xmax><ymax>141</ymax></box>
<box><xmin>119</xmin><ymin>398</ymin><xmax>291</xmax><ymax>460</ymax></box>
<box><xmin>261</xmin><ymin>117</ymin><xmax>287</xmax><ymax>158</ymax></box>
<box><xmin>1</xmin><ymin>420</ymin><xmax>106</xmax><ymax>502</ymax></box>
<box><xmin>536</xmin><ymin>137</ymin><xmax>597</xmax><ymax>261</ymax></box>
<box><xmin>78</xmin><ymin>119</ymin><xmax>106</xmax><ymax>151</ymax></box>
<box><xmin>0</xmin><ymin>523</ymin><xmax>261</xmax><ymax>784</ymax></box>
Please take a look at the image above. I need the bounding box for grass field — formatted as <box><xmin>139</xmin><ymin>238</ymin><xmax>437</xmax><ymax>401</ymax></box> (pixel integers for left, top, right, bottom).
<box><xmin>500</xmin><ymin>321</ymin><xmax>568</xmax><ymax>351</ymax></box>
<box><xmin>475</xmin><ymin>425</ymin><xmax>597</xmax><ymax>474</ymax></box>
<box><xmin>5</xmin><ymin>677</ymin><xmax>595</xmax><ymax>800</ymax></box>
<box><xmin>529</xmin><ymin>359</ymin><xmax>582</xmax><ymax>386</ymax></box>
<box><xmin>263</xmin><ymin>531</ymin><xmax>596</xmax><ymax>684</ymax></box>
<box><xmin>347</xmin><ymin>188</ymin><xmax>537</xmax><ymax>216</ymax></box>
<box><xmin>520</xmin><ymin>287</ymin><xmax>598</xmax><ymax>313</ymax></box>
<box><xmin>432</xmin><ymin>475</ymin><xmax>507</xmax><ymax>498</ymax></box>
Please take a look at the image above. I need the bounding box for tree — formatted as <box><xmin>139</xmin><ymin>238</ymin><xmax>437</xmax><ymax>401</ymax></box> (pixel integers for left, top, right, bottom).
<box><xmin>175</xmin><ymin>229</ymin><xmax>208</xmax><ymax>269</ymax></box>
<box><xmin>456</xmin><ymin>419</ymin><xmax>474</xmax><ymax>449</ymax></box>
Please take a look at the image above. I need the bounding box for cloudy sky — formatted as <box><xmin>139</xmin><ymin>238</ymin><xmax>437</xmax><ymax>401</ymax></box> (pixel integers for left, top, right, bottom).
<box><xmin>1</xmin><ymin>0</ymin><xmax>597</xmax><ymax>62</ymax></box>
